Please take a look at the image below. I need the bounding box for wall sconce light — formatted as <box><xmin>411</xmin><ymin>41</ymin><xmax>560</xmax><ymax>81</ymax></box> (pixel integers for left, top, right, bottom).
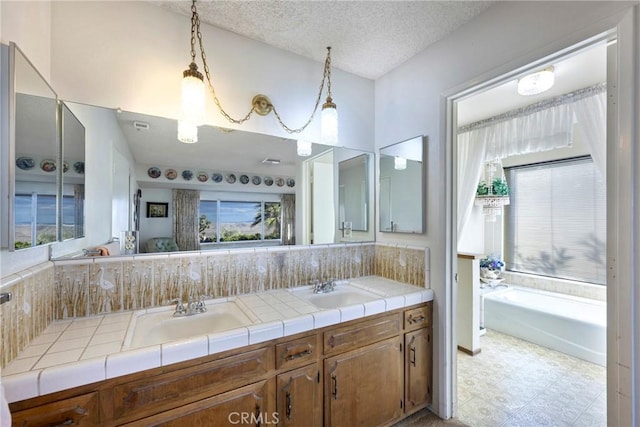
<box><xmin>297</xmin><ymin>140</ymin><xmax>312</xmax><ymax>157</ymax></box>
<box><xmin>394</xmin><ymin>156</ymin><xmax>407</xmax><ymax>170</ymax></box>
<box><xmin>517</xmin><ymin>66</ymin><xmax>555</xmax><ymax>96</ymax></box>
<box><xmin>178</xmin><ymin>0</ymin><xmax>338</xmax><ymax>144</ymax></box>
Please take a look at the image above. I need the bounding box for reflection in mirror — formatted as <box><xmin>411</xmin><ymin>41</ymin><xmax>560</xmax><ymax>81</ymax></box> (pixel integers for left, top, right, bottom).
<box><xmin>11</xmin><ymin>44</ymin><xmax>59</xmax><ymax>250</ymax></box>
<box><xmin>60</xmin><ymin>102</ymin><xmax>86</xmax><ymax>240</ymax></box>
<box><xmin>338</xmin><ymin>153</ymin><xmax>368</xmax><ymax>232</ymax></box>
<box><xmin>50</xmin><ymin>105</ymin><xmax>374</xmax><ymax>258</ymax></box>
<box><xmin>379</xmin><ymin>135</ymin><xmax>425</xmax><ymax>233</ymax></box>
<box><xmin>303</xmin><ymin>147</ymin><xmax>374</xmax><ymax>244</ymax></box>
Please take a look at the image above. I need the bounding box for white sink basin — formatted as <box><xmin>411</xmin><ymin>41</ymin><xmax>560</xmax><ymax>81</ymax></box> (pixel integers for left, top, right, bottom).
<box><xmin>290</xmin><ymin>283</ymin><xmax>382</xmax><ymax>309</ymax></box>
<box><xmin>124</xmin><ymin>300</ymin><xmax>253</xmax><ymax>348</ymax></box>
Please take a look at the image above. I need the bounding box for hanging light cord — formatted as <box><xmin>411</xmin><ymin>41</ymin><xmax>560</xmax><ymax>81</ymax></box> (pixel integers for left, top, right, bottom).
<box><xmin>190</xmin><ymin>0</ymin><xmax>333</xmax><ymax>133</ymax></box>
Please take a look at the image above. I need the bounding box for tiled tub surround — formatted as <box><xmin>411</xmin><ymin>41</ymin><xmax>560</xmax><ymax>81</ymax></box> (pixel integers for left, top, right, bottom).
<box><xmin>0</xmin><ymin>242</ymin><xmax>428</xmax><ymax>369</ymax></box>
<box><xmin>1</xmin><ymin>276</ymin><xmax>433</xmax><ymax>404</ymax></box>
<box><xmin>502</xmin><ymin>271</ymin><xmax>606</xmax><ymax>301</ymax></box>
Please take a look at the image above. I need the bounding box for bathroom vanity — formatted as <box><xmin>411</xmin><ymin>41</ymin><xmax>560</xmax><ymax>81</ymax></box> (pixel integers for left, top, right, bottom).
<box><xmin>6</xmin><ymin>279</ymin><xmax>432</xmax><ymax>426</ymax></box>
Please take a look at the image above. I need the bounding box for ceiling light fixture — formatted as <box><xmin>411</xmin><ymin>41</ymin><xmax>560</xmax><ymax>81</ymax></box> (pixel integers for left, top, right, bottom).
<box><xmin>394</xmin><ymin>156</ymin><xmax>407</xmax><ymax>170</ymax></box>
<box><xmin>297</xmin><ymin>140</ymin><xmax>312</xmax><ymax>157</ymax></box>
<box><xmin>178</xmin><ymin>0</ymin><xmax>338</xmax><ymax>145</ymax></box>
<box><xmin>517</xmin><ymin>66</ymin><xmax>555</xmax><ymax>96</ymax></box>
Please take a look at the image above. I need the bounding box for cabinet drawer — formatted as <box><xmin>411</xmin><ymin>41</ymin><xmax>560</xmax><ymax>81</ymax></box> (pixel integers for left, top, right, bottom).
<box><xmin>11</xmin><ymin>392</ymin><xmax>98</xmax><ymax>426</ymax></box>
<box><xmin>324</xmin><ymin>313</ymin><xmax>400</xmax><ymax>355</ymax></box>
<box><xmin>404</xmin><ymin>303</ymin><xmax>431</xmax><ymax>331</ymax></box>
<box><xmin>108</xmin><ymin>346</ymin><xmax>273</xmax><ymax>423</ymax></box>
<box><xmin>276</xmin><ymin>334</ymin><xmax>320</xmax><ymax>370</ymax></box>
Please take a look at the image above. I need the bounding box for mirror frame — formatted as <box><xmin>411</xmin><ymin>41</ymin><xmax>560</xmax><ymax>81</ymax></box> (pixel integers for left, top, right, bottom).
<box><xmin>379</xmin><ymin>135</ymin><xmax>427</xmax><ymax>234</ymax></box>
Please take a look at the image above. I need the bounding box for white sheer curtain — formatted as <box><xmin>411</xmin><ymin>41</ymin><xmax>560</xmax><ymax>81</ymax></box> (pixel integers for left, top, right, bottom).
<box><xmin>457</xmin><ymin>129</ymin><xmax>488</xmax><ymax>243</ymax></box>
<box><xmin>573</xmin><ymin>90</ymin><xmax>606</xmax><ymax>177</ymax></box>
<box><xmin>456</xmin><ymin>83</ymin><xmax>606</xmax><ymax>247</ymax></box>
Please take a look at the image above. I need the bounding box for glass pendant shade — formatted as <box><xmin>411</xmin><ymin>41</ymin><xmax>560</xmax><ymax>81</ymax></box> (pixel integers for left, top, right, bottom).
<box><xmin>181</xmin><ymin>63</ymin><xmax>206</xmax><ymax>126</ymax></box>
<box><xmin>517</xmin><ymin>67</ymin><xmax>555</xmax><ymax>96</ymax></box>
<box><xmin>177</xmin><ymin>120</ymin><xmax>198</xmax><ymax>144</ymax></box>
<box><xmin>321</xmin><ymin>99</ymin><xmax>338</xmax><ymax>145</ymax></box>
<box><xmin>297</xmin><ymin>140</ymin><xmax>312</xmax><ymax>157</ymax></box>
<box><xmin>394</xmin><ymin>156</ymin><xmax>407</xmax><ymax>170</ymax></box>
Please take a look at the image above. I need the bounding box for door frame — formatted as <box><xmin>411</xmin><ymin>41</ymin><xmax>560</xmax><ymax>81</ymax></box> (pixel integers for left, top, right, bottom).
<box><xmin>443</xmin><ymin>6</ymin><xmax>639</xmax><ymax>422</ymax></box>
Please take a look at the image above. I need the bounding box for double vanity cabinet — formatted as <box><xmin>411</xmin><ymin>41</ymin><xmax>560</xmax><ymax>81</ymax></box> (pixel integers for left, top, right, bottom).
<box><xmin>9</xmin><ymin>302</ymin><xmax>432</xmax><ymax>426</ymax></box>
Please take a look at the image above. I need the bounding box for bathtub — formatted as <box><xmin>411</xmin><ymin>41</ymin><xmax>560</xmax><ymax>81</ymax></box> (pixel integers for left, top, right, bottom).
<box><xmin>483</xmin><ymin>286</ymin><xmax>606</xmax><ymax>366</ymax></box>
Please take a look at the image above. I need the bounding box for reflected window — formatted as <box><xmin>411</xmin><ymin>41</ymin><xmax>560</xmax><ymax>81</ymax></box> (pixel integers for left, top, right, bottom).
<box><xmin>14</xmin><ymin>193</ymin><xmax>57</xmax><ymax>248</ymax></box>
<box><xmin>199</xmin><ymin>200</ymin><xmax>281</xmax><ymax>243</ymax></box>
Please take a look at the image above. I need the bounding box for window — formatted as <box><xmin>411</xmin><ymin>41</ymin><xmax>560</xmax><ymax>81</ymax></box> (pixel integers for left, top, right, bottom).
<box><xmin>504</xmin><ymin>157</ymin><xmax>606</xmax><ymax>284</ymax></box>
<box><xmin>199</xmin><ymin>200</ymin><xmax>281</xmax><ymax>243</ymax></box>
<box><xmin>14</xmin><ymin>193</ymin><xmax>57</xmax><ymax>248</ymax></box>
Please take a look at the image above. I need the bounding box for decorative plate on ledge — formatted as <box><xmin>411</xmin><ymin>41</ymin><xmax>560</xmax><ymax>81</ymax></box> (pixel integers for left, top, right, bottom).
<box><xmin>239</xmin><ymin>174</ymin><xmax>250</xmax><ymax>184</ymax></box>
<box><xmin>252</xmin><ymin>176</ymin><xmax>261</xmax><ymax>185</ymax></box>
<box><xmin>148</xmin><ymin>167</ymin><xmax>161</xmax><ymax>179</ymax></box>
<box><xmin>197</xmin><ymin>171</ymin><xmax>208</xmax><ymax>182</ymax></box>
<box><xmin>226</xmin><ymin>174</ymin><xmax>236</xmax><ymax>184</ymax></box>
<box><xmin>41</xmin><ymin>159</ymin><xmax>57</xmax><ymax>173</ymax></box>
<box><xmin>16</xmin><ymin>157</ymin><xmax>35</xmax><ymax>170</ymax></box>
<box><xmin>73</xmin><ymin>161</ymin><xmax>85</xmax><ymax>174</ymax></box>
<box><xmin>212</xmin><ymin>173</ymin><xmax>223</xmax><ymax>183</ymax></box>
<box><xmin>275</xmin><ymin>178</ymin><xmax>285</xmax><ymax>187</ymax></box>
<box><xmin>264</xmin><ymin>177</ymin><xmax>273</xmax><ymax>186</ymax></box>
<box><xmin>182</xmin><ymin>170</ymin><xmax>193</xmax><ymax>181</ymax></box>
<box><xmin>165</xmin><ymin>169</ymin><xmax>177</xmax><ymax>180</ymax></box>
<box><xmin>62</xmin><ymin>161</ymin><xmax>69</xmax><ymax>173</ymax></box>
<box><xmin>286</xmin><ymin>178</ymin><xmax>295</xmax><ymax>188</ymax></box>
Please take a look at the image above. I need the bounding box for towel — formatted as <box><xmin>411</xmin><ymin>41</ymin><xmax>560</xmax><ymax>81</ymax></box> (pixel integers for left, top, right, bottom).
<box><xmin>96</xmin><ymin>246</ymin><xmax>110</xmax><ymax>256</ymax></box>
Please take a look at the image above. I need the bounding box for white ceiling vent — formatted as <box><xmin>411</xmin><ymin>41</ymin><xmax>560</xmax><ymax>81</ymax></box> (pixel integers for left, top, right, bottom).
<box><xmin>133</xmin><ymin>121</ymin><xmax>150</xmax><ymax>131</ymax></box>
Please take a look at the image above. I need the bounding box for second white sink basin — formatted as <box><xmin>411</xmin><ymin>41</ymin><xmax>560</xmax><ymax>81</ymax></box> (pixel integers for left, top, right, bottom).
<box><xmin>290</xmin><ymin>283</ymin><xmax>382</xmax><ymax>309</ymax></box>
<box><xmin>124</xmin><ymin>300</ymin><xmax>253</xmax><ymax>348</ymax></box>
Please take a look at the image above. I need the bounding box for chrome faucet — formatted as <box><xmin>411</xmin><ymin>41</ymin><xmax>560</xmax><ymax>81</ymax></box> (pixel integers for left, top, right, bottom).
<box><xmin>170</xmin><ymin>295</ymin><xmax>211</xmax><ymax>317</ymax></box>
<box><xmin>313</xmin><ymin>279</ymin><xmax>336</xmax><ymax>294</ymax></box>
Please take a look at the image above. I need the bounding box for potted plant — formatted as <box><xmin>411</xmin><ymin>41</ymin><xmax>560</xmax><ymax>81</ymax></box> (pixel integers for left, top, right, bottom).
<box><xmin>479</xmin><ymin>254</ymin><xmax>505</xmax><ymax>280</ymax></box>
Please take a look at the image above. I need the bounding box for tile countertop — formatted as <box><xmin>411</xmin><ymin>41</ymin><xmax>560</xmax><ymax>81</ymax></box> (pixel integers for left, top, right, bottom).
<box><xmin>1</xmin><ymin>276</ymin><xmax>433</xmax><ymax>403</ymax></box>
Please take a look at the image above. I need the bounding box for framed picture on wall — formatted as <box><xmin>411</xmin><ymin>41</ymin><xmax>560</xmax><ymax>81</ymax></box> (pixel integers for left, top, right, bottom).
<box><xmin>147</xmin><ymin>202</ymin><xmax>168</xmax><ymax>218</ymax></box>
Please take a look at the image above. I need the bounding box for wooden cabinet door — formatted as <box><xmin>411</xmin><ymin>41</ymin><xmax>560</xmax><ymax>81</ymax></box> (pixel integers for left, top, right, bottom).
<box><xmin>277</xmin><ymin>364</ymin><xmax>321</xmax><ymax>427</ymax></box>
<box><xmin>324</xmin><ymin>337</ymin><xmax>403</xmax><ymax>427</ymax></box>
<box><xmin>405</xmin><ymin>328</ymin><xmax>432</xmax><ymax>413</ymax></box>
<box><xmin>123</xmin><ymin>379</ymin><xmax>275</xmax><ymax>427</ymax></box>
<box><xmin>11</xmin><ymin>392</ymin><xmax>99</xmax><ymax>427</ymax></box>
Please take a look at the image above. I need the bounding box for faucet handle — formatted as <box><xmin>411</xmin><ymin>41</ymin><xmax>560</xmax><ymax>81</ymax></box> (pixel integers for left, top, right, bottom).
<box><xmin>195</xmin><ymin>295</ymin><xmax>212</xmax><ymax>312</ymax></box>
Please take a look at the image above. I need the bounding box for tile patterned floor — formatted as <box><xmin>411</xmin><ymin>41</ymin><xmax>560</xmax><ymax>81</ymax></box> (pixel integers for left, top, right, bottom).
<box><xmin>457</xmin><ymin>330</ymin><xmax>606</xmax><ymax>427</ymax></box>
<box><xmin>395</xmin><ymin>329</ymin><xmax>606</xmax><ymax>427</ymax></box>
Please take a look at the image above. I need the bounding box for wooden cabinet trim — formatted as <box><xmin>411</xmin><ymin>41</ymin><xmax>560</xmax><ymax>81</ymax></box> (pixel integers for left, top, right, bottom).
<box><xmin>323</xmin><ymin>313</ymin><xmax>401</xmax><ymax>355</ymax></box>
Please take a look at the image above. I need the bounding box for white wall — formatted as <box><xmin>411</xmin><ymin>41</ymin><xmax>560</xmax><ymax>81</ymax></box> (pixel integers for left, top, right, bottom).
<box><xmin>49</xmin><ymin>1</ymin><xmax>374</xmax><ymax>152</ymax></box>
<box><xmin>0</xmin><ymin>1</ymin><xmax>51</xmax><ymax>81</ymax></box>
<box><xmin>374</xmin><ymin>0</ymin><xmax>636</xmax><ymax>418</ymax></box>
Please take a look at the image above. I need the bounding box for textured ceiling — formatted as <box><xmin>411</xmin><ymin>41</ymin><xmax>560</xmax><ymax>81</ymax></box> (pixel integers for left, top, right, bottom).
<box><xmin>152</xmin><ymin>0</ymin><xmax>495</xmax><ymax>79</ymax></box>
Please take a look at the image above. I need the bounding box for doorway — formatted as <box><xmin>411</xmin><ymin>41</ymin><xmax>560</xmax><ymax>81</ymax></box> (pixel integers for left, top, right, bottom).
<box><xmin>450</xmin><ymin>36</ymin><xmax>611</xmax><ymax>425</ymax></box>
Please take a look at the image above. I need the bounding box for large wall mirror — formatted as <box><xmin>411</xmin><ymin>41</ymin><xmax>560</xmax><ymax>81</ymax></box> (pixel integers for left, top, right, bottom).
<box><xmin>46</xmin><ymin>103</ymin><xmax>374</xmax><ymax>258</ymax></box>
<box><xmin>338</xmin><ymin>153</ymin><xmax>369</xmax><ymax>232</ymax></box>
<box><xmin>379</xmin><ymin>135</ymin><xmax>426</xmax><ymax>234</ymax></box>
<box><xmin>60</xmin><ymin>102</ymin><xmax>86</xmax><ymax>241</ymax></box>
<box><xmin>10</xmin><ymin>43</ymin><xmax>59</xmax><ymax>250</ymax></box>
<box><xmin>5</xmin><ymin>44</ymin><xmax>87</xmax><ymax>251</ymax></box>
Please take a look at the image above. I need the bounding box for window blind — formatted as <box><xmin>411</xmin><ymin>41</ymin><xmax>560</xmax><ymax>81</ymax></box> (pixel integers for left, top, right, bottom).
<box><xmin>504</xmin><ymin>157</ymin><xmax>606</xmax><ymax>284</ymax></box>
